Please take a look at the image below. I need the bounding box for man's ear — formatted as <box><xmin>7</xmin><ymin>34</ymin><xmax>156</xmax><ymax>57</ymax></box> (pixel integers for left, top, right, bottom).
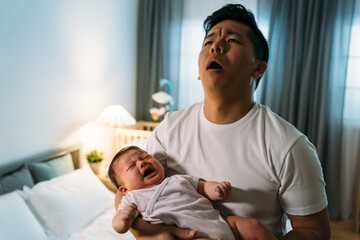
<box><xmin>252</xmin><ymin>61</ymin><xmax>267</xmax><ymax>79</ymax></box>
<box><xmin>119</xmin><ymin>185</ymin><xmax>128</xmax><ymax>195</ymax></box>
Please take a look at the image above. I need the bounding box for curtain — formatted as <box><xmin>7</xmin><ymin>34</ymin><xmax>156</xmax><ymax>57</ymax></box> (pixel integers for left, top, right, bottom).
<box><xmin>135</xmin><ymin>0</ymin><xmax>183</xmax><ymax>121</ymax></box>
<box><xmin>340</xmin><ymin>0</ymin><xmax>360</xmax><ymax>220</ymax></box>
<box><xmin>258</xmin><ymin>0</ymin><xmax>355</xmax><ymax>220</ymax></box>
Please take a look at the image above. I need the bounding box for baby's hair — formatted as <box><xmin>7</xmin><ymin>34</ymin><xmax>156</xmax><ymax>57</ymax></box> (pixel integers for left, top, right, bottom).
<box><xmin>108</xmin><ymin>145</ymin><xmax>141</xmax><ymax>189</ymax></box>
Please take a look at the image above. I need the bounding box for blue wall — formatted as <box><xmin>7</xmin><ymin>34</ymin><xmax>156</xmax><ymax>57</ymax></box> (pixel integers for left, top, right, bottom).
<box><xmin>0</xmin><ymin>0</ymin><xmax>139</xmax><ymax>165</ymax></box>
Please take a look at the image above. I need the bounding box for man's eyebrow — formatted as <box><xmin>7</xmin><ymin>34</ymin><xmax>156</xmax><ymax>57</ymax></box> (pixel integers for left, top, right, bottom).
<box><xmin>205</xmin><ymin>29</ymin><xmax>245</xmax><ymax>40</ymax></box>
<box><xmin>204</xmin><ymin>32</ymin><xmax>215</xmax><ymax>39</ymax></box>
<box><xmin>226</xmin><ymin>30</ymin><xmax>245</xmax><ymax>40</ymax></box>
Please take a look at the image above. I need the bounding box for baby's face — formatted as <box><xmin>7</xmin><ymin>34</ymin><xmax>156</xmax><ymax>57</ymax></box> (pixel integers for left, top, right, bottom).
<box><xmin>115</xmin><ymin>149</ymin><xmax>165</xmax><ymax>193</ymax></box>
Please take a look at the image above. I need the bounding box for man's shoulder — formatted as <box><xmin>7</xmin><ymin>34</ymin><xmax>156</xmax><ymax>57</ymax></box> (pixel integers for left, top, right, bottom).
<box><xmin>256</xmin><ymin>104</ymin><xmax>303</xmax><ymax>137</ymax></box>
<box><xmin>255</xmin><ymin>104</ymin><xmax>307</xmax><ymax>155</ymax></box>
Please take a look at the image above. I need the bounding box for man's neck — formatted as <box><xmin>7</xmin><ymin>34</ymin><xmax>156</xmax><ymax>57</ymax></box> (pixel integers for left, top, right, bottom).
<box><xmin>203</xmin><ymin>97</ymin><xmax>255</xmax><ymax>124</ymax></box>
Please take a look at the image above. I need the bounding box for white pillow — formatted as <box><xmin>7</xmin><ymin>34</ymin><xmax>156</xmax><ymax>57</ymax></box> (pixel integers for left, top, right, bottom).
<box><xmin>27</xmin><ymin>166</ymin><xmax>114</xmax><ymax>239</ymax></box>
<box><xmin>0</xmin><ymin>192</ymin><xmax>47</xmax><ymax>240</ymax></box>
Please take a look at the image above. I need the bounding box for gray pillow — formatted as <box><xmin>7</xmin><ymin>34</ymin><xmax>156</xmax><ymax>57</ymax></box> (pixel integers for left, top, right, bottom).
<box><xmin>0</xmin><ymin>165</ymin><xmax>34</xmax><ymax>195</ymax></box>
<box><xmin>29</xmin><ymin>153</ymin><xmax>75</xmax><ymax>183</ymax></box>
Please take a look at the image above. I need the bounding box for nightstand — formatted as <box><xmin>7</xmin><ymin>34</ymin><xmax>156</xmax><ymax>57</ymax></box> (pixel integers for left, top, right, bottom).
<box><xmin>97</xmin><ymin>175</ymin><xmax>118</xmax><ymax>192</ymax></box>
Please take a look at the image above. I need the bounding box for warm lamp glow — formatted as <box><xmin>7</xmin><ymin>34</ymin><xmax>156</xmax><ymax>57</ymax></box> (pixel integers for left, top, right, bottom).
<box><xmin>96</xmin><ymin>105</ymin><xmax>136</xmax><ymax>157</ymax></box>
<box><xmin>96</xmin><ymin>105</ymin><xmax>136</xmax><ymax>128</ymax></box>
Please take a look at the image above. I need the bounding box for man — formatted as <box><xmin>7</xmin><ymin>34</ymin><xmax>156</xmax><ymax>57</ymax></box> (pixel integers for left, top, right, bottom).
<box><xmin>116</xmin><ymin>4</ymin><xmax>331</xmax><ymax>239</ymax></box>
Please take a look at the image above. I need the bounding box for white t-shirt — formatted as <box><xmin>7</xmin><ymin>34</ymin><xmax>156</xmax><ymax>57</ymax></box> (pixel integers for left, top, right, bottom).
<box><xmin>118</xmin><ymin>175</ymin><xmax>235</xmax><ymax>240</ymax></box>
<box><xmin>146</xmin><ymin>102</ymin><xmax>328</xmax><ymax>238</ymax></box>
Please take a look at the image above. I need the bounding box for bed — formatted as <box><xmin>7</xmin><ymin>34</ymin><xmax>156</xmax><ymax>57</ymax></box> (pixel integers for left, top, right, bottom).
<box><xmin>0</xmin><ymin>144</ymin><xmax>136</xmax><ymax>240</ymax></box>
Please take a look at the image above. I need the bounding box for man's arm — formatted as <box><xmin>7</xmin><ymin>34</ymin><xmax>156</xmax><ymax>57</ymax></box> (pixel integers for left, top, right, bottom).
<box><xmin>277</xmin><ymin>137</ymin><xmax>331</xmax><ymax>240</ymax></box>
<box><xmin>132</xmin><ymin>218</ymin><xmax>196</xmax><ymax>239</ymax></box>
<box><xmin>226</xmin><ymin>208</ymin><xmax>330</xmax><ymax>240</ymax></box>
<box><xmin>281</xmin><ymin>207</ymin><xmax>331</xmax><ymax>240</ymax></box>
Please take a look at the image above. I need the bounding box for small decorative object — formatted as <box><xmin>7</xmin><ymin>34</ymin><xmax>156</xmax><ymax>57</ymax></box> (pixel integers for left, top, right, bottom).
<box><xmin>86</xmin><ymin>150</ymin><xmax>104</xmax><ymax>175</ymax></box>
<box><xmin>150</xmin><ymin>78</ymin><xmax>173</xmax><ymax>121</ymax></box>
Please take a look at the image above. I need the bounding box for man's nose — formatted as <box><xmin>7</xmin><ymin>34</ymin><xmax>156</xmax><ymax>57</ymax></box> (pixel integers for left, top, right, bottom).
<box><xmin>210</xmin><ymin>41</ymin><xmax>224</xmax><ymax>54</ymax></box>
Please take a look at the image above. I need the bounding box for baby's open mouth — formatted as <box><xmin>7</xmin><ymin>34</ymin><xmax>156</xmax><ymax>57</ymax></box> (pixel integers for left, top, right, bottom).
<box><xmin>144</xmin><ymin>169</ymin><xmax>155</xmax><ymax>177</ymax></box>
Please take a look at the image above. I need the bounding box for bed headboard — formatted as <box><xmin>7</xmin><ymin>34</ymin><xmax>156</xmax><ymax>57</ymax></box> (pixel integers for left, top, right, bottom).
<box><xmin>0</xmin><ymin>143</ymin><xmax>82</xmax><ymax>176</ymax></box>
<box><xmin>0</xmin><ymin>144</ymin><xmax>82</xmax><ymax>195</ymax></box>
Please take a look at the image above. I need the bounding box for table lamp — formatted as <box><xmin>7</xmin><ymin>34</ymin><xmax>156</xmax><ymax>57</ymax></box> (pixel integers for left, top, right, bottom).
<box><xmin>96</xmin><ymin>105</ymin><xmax>136</xmax><ymax>155</ymax></box>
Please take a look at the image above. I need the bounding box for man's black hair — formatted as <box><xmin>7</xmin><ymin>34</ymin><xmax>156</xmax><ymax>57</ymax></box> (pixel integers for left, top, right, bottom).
<box><xmin>203</xmin><ymin>4</ymin><xmax>269</xmax><ymax>87</ymax></box>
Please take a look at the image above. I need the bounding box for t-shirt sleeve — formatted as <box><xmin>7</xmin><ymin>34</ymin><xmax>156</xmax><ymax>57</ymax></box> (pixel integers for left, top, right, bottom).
<box><xmin>278</xmin><ymin>136</ymin><xmax>328</xmax><ymax>216</ymax></box>
<box><xmin>117</xmin><ymin>194</ymin><xmax>131</xmax><ymax>211</ymax></box>
<box><xmin>117</xmin><ymin>194</ymin><xmax>140</xmax><ymax>217</ymax></box>
<box><xmin>181</xmin><ymin>175</ymin><xmax>200</xmax><ymax>189</ymax></box>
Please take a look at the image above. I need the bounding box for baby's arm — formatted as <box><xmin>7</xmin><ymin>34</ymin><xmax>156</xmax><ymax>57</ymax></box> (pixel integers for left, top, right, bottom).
<box><xmin>112</xmin><ymin>203</ymin><xmax>138</xmax><ymax>234</ymax></box>
<box><xmin>197</xmin><ymin>179</ymin><xmax>232</xmax><ymax>201</ymax></box>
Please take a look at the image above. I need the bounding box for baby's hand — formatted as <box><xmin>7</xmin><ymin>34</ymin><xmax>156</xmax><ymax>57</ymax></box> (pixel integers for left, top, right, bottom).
<box><xmin>214</xmin><ymin>181</ymin><xmax>232</xmax><ymax>200</ymax></box>
<box><xmin>120</xmin><ymin>203</ymin><xmax>138</xmax><ymax>223</ymax></box>
<box><xmin>112</xmin><ymin>203</ymin><xmax>138</xmax><ymax>233</ymax></box>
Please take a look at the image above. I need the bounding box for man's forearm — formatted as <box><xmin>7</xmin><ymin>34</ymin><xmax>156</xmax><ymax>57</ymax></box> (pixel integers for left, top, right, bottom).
<box><xmin>131</xmin><ymin>217</ymin><xmax>176</xmax><ymax>237</ymax></box>
<box><xmin>132</xmin><ymin>218</ymin><xmax>158</xmax><ymax>235</ymax></box>
<box><xmin>131</xmin><ymin>218</ymin><xmax>196</xmax><ymax>240</ymax></box>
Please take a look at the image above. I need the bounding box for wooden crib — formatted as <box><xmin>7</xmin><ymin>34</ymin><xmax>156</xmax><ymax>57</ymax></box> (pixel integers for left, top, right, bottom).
<box><xmin>114</xmin><ymin>121</ymin><xmax>159</xmax><ymax>151</ymax></box>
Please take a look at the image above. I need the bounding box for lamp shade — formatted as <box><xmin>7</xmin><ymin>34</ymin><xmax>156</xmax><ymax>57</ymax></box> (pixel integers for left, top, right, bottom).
<box><xmin>96</xmin><ymin>105</ymin><xmax>136</xmax><ymax>128</ymax></box>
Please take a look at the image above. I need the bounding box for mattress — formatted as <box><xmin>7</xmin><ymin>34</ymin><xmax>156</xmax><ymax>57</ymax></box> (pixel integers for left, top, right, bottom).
<box><xmin>69</xmin><ymin>207</ymin><xmax>135</xmax><ymax>240</ymax></box>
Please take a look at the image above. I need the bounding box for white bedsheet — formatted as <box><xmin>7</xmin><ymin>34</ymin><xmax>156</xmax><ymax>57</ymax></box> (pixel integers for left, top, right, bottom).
<box><xmin>69</xmin><ymin>207</ymin><xmax>136</xmax><ymax>240</ymax></box>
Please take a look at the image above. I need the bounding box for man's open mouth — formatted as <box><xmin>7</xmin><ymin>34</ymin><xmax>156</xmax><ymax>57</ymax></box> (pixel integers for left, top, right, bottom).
<box><xmin>207</xmin><ymin>60</ymin><xmax>223</xmax><ymax>70</ymax></box>
<box><xmin>144</xmin><ymin>169</ymin><xmax>155</xmax><ymax>177</ymax></box>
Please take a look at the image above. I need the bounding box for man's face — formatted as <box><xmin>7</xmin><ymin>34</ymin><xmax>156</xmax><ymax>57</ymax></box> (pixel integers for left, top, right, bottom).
<box><xmin>198</xmin><ymin>20</ymin><xmax>258</xmax><ymax>98</ymax></box>
<box><xmin>115</xmin><ymin>149</ymin><xmax>165</xmax><ymax>194</ymax></box>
